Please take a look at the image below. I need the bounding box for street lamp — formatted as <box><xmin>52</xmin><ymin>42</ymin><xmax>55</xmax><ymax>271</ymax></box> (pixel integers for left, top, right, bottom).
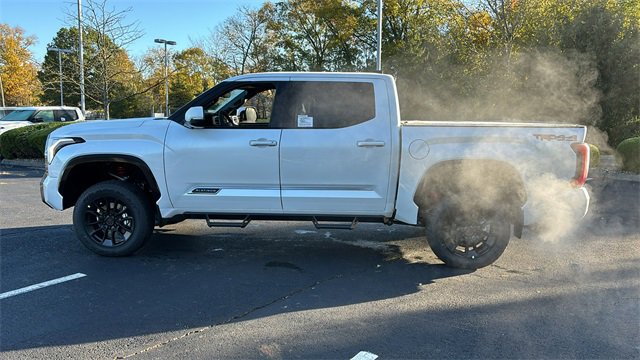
<box><xmin>376</xmin><ymin>0</ymin><xmax>383</xmax><ymax>72</ymax></box>
<box><xmin>154</xmin><ymin>38</ymin><xmax>176</xmax><ymax>117</ymax></box>
<box><xmin>0</xmin><ymin>74</ymin><xmax>5</xmax><ymax>107</ymax></box>
<box><xmin>78</xmin><ymin>0</ymin><xmax>86</xmax><ymax>115</ymax></box>
<box><xmin>47</xmin><ymin>47</ymin><xmax>74</xmax><ymax>106</ymax></box>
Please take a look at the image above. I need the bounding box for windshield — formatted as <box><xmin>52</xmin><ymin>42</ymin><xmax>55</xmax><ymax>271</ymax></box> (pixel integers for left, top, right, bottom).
<box><xmin>2</xmin><ymin>110</ymin><xmax>35</xmax><ymax>121</ymax></box>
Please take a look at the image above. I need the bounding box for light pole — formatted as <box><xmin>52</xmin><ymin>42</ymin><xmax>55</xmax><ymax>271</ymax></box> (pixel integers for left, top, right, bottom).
<box><xmin>376</xmin><ymin>0</ymin><xmax>383</xmax><ymax>72</ymax></box>
<box><xmin>78</xmin><ymin>0</ymin><xmax>86</xmax><ymax>115</ymax></box>
<box><xmin>47</xmin><ymin>47</ymin><xmax>74</xmax><ymax>106</ymax></box>
<box><xmin>0</xmin><ymin>74</ymin><xmax>5</xmax><ymax>107</ymax></box>
<box><xmin>154</xmin><ymin>38</ymin><xmax>176</xmax><ymax>117</ymax></box>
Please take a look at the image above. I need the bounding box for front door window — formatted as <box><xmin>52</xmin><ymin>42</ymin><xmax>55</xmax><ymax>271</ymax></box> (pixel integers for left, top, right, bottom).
<box><xmin>203</xmin><ymin>84</ymin><xmax>277</xmax><ymax>128</ymax></box>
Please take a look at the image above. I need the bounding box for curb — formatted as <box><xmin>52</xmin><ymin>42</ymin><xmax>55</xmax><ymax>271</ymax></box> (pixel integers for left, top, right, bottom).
<box><xmin>0</xmin><ymin>159</ymin><xmax>45</xmax><ymax>169</ymax></box>
<box><xmin>589</xmin><ymin>155</ymin><xmax>640</xmax><ymax>183</ymax></box>
<box><xmin>590</xmin><ymin>169</ymin><xmax>640</xmax><ymax>183</ymax></box>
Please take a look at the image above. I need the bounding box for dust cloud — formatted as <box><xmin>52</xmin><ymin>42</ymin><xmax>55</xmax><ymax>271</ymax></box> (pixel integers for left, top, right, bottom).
<box><xmin>398</xmin><ymin>49</ymin><xmax>601</xmax><ymax>126</ymax></box>
<box><xmin>423</xmin><ymin>158</ymin><xmax>589</xmax><ymax>243</ymax></box>
<box><xmin>525</xmin><ymin>174</ymin><xmax>586</xmax><ymax>242</ymax></box>
<box><xmin>400</xmin><ymin>49</ymin><xmax>605</xmax><ymax>243</ymax></box>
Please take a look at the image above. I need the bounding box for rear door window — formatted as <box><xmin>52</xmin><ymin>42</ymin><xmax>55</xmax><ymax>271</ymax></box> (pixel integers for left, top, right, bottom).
<box><xmin>54</xmin><ymin>110</ymin><xmax>78</xmax><ymax>122</ymax></box>
<box><xmin>35</xmin><ymin>110</ymin><xmax>55</xmax><ymax>122</ymax></box>
<box><xmin>278</xmin><ymin>81</ymin><xmax>376</xmax><ymax>129</ymax></box>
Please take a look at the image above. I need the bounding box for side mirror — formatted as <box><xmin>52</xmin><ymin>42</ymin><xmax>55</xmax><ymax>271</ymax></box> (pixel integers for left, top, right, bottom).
<box><xmin>185</xmin><ymin>106</ymin><xmax>205</xmax><ymax>128</ymax></box>
<box><xmin>32</xmin><ymin>117</ymin><xmax>44</xmax><ymax>123</ymax></box>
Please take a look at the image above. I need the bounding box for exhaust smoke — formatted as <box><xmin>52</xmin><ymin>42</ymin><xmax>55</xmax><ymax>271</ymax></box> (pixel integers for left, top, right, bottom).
<box><xmin>400</xmin><ymin>50</ymin><xmax>605</xmax><ymax>244</ymax></box>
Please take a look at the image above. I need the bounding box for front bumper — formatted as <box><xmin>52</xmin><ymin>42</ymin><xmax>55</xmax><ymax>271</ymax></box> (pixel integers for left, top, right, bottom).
<box><xmin>41</xmin><ymin>172</ymin><xmax>64</xmax><ymax>210</ymax></box>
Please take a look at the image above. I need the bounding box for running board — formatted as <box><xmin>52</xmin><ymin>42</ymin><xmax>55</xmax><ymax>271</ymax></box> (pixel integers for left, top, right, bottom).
<box><xmin>205</xmin><ymin>215</ymin><xmax>251</xmax><ymax>228</ymax></box>
<box><xmin>312</xmin><ymin>217</ymin><xmax>358</xmax><ymax>230</ymax></box>
<box><xmin>196</xmin><ymin>214</ymin><xmax>374</xmax><ymax>230</ymax></box>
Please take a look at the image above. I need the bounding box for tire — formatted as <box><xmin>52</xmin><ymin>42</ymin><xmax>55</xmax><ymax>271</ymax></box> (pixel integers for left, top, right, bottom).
<box><xmin>424</xmin><ymin>200</ymin><xmax>511</xmax><ymax>269</ymax></box>
<box><xmin>73</xmin><ymin>180</ymin><xmax>154</xmax><ymax>256</ymax></box>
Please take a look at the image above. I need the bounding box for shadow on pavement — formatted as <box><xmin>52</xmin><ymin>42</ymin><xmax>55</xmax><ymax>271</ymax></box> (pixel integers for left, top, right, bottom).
<box><xmin>585</xmin><ymin>178</ymin><xmax>640</xmax><ymax>236</ymax></box>
<box><xmin>0</xmin><ymin>222</ymin><xmax>468</xmax><ymax>353</ymax></box>
<box><xmin>292</xmin><ymin>280</ymin><xmax>639</xmax><ymax>360</ymax></box>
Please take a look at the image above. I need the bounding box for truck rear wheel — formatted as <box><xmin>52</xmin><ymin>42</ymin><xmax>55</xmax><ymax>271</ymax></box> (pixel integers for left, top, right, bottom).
<box><xmin>73</xmin><ymin>180</ymin><xmax>154</xmax><ymax>256</ymax></box>
<box><xmin>424</xmin><ymin>200</ymin><xmax>511</xmax><ymax>269</ymax></box>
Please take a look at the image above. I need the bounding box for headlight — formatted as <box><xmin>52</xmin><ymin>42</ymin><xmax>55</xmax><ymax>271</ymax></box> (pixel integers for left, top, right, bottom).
<box><xmin>46</xmin><ymin>137</ymin><xmax>85</xmax><ymax>164</ymax></box>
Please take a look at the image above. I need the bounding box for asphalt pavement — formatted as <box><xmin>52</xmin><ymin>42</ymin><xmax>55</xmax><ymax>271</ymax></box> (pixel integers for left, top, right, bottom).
<box><xmin>0</xmin><ymin>164</ymin><xmax>638</xmax><ymax>359</ymax></box>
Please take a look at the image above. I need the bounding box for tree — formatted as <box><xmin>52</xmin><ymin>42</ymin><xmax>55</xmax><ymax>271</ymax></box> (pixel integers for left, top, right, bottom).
<box><xmin>39</xmin><ymin>25</ymin><xmax>143</xmax><ymax>118</ymax></box>
<box><xmin>271</xmin><ymin>0</ymin><xmax>366</xmax><ymax>71</ymax></box>
<box><xmin>138</xmin><ymin>47</ymin><xmax>169</xmax><ymax>116</ymax></box>
<box><xmin>379</xmin><ymin>0</ymin><xmax>460</xmax><ymax>72</ymax></box>
<box><xmin>478</xmin><ymin>0</ymin><xmax>531</xmax><ymax>61</ymax></box>
<box><xmin>369</xmin><ymin>0</ymin><xmax>475</xmax><ymax>119</ymax></box>
<box><xmin>39</xmin><ymin>27</ymin><xmax>86</xmax><ymax>108</ymax></box>
<box><xmin>205</xmin><ymin>4</ymin><xmax>276</xmax><ymax>75</ymax></box>
<box><xmin>556</xmin><ymin>1</ymin><xmax>640</xmax><ymax>145</ymax></box>
<box><xmin>58</xmin><ymin>0</ymin><xmax>144</xmax><ymax>119</ymax></box>
<box><xmin>0</xmin><ymin>24</ymin><xmax>41</xmax><ymax>106</ymax></box>
<box><xmin>169</xmin><ymin>47</ymin><xmax>231</xmax><ymax>110</ymax></box>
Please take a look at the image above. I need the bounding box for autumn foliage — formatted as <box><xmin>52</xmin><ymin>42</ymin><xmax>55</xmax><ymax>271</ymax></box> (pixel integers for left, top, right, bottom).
<box><xmin>0</xmin><ymin>24</ymin><xmax>42</xmax><ymax>106</ymax></box>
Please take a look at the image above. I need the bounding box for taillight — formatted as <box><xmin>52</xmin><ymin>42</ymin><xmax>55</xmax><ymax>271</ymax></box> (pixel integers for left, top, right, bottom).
<box><xmin>570</xmin><ymin>143</ymin><xmax>590</xmax><ymax>187</ymax></box>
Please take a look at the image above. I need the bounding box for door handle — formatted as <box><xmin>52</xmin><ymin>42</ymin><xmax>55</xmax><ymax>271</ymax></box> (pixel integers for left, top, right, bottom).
<box><xmin>357</xmin><ymin>140</ymin><xmax>386</xmax><ymax>147</ymax></box>
<box><xmin>250</xmin><ymin>139</ymin><xmax>277</xmax><ymax>147</ymax></box>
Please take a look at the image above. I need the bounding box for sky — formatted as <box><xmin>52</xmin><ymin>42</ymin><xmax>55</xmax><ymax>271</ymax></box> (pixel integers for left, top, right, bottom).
<box><xmin>0</xmin><ymin>0</ymin><xmax>267</xmax><ymax>64</ymax></box>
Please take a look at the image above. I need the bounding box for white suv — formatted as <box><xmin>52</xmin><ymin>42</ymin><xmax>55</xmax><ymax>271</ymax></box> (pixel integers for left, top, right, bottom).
<box><xmin>0</xmin><ymin>106</ymin><xmax>84</xmax><ymax>135</ymax></box>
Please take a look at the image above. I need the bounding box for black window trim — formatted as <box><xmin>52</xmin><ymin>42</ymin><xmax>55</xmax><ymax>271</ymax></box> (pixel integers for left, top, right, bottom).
<box><xmin>169</xmin><ymin>80</ymin><xmax>376</xmax><ymax>130</ymax></box>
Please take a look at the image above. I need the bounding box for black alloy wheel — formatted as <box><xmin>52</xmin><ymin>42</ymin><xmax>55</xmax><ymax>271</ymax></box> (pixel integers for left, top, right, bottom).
<box><xmin>425</xmin><ymin>200</ymin><xmax>511</xmax><ymax>269</ymax></box>
<box><xmin>73</xmin><ymin>180</ymin><xmax>154</xmax><ymax>256</ymax></box>
<box><xmin>83</xmin><ymin>197</ymin><xmax>135</xmax><ymax>247</ymax></box>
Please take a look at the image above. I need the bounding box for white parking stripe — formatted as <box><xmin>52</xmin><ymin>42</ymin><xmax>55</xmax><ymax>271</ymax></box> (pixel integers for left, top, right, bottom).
<box><xmin>351</xmin><ymin>351</ymin><xmax>379</xmax><ymax>360</ymax></box>
<box><xmin>0</xmin><ymin>273</ymin><xmax>87</xmax><ymax>300</ymax></box>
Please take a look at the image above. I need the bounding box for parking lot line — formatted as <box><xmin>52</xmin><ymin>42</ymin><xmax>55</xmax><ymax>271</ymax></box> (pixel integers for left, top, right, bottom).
<box><xmin>0</xmin><ymin>273</ymin><xmax>87</xmax><ymax>300</ymax></box>
<box><xmin>351</xmin><ymin>351</ymin><xmax>379</xmax><ymax>360</ymax></box>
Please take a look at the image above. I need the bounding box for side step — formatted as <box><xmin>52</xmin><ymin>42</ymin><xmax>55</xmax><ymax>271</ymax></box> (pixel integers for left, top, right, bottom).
<box><xmin>202</xmin><ymin>215</ymin><xmax>361</xmax><ymax>230</ymax></box>
<box><xmin>206</xmin><ymin>215</ymin><xmax>251</xmax><ymax>228</ymax></box>
<box><xmin>312</xmin><ymin>217</ymin><xmax>358</xmax><ymax>230</ymax></box>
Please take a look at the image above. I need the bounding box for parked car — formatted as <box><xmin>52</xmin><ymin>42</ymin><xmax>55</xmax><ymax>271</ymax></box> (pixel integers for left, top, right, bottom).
<box><xmin>0</xmin><ymin>106</ymin><xmax>84</xmax><ymax>135</ymax></box>
<box><xmin>0</xmin><ymin>107</ymin><xmax>18</xmax><ymax>119</ymax></box>
<box><xmin>41</xmin><ymin>72</ymin><xmax>590</xmax><ymax>269</ymax></box>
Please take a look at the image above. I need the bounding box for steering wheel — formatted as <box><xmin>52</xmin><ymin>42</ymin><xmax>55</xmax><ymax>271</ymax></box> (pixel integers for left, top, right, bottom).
<box><xmin>220</xmin><ymin>112</ymin><xmax>239</xmax><ymax>127</ymax></box>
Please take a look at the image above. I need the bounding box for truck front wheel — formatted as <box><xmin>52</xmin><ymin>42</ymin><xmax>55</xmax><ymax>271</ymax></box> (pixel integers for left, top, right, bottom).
<box><xmin>424</xmin><ymin>200</ymin><xmax>511</xmax><ymax>269</ymax></box>
<box><xmin>73</xmin><ymin>180</ymin><xmax>154</xmax><ymax>256</ymax></box>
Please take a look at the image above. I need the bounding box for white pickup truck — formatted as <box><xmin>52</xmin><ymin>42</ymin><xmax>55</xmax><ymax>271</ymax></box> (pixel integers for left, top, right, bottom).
<box><xmin>41</xmin><ymin>72</ymin><xmax>590</xmax><ymax>269</ymax></box>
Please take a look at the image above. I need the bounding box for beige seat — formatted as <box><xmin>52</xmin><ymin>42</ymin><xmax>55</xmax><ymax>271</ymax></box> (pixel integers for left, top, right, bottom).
<box><xmin>244</xmin><ymin>107</ymin><xmax>257</xmax><ymax>123</ymax></box>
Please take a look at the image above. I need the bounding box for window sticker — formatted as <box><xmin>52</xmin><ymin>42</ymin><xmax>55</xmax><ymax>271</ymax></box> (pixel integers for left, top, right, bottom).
<box><xmin>297</xmin><ymin>114</ymin><xmax>313</xmax><ymax>128</ymax></box>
